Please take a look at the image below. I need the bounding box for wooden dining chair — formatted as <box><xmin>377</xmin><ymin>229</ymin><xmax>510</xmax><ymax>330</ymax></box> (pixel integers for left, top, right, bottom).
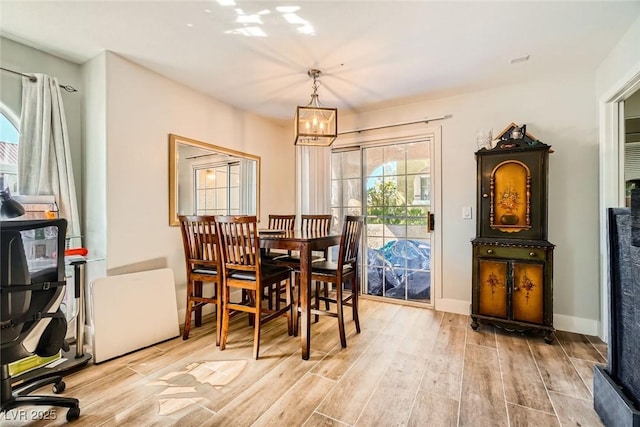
<box><xmin>300</xmin><ymin>214</ymin><xmax>333</xmax><ymax>234</ymax></box>
<box><xmin>214</xmin><ymin>215</ymin><xmax>294</xmax><ymax>359</ymax></box>
<box><xmin>261</xmin><ymin>214</ymin><xmax>296</xmax><ymax>309</ymax></box>
<box><xmin>277</xmin><ymin>214</ymin><xmax>333</xmax><ymax>265</ymax></box>
<box><xmin>267</xmin><ymin>214</ymin><xmax>297</xmax><ymax>230</ymax></box>
<box><xmin>294</xmin><ymin>215</ymin><xmax>364</xmax><ymax>348</ymax></box>
<box><xmin>261</xmin><ymin>214</ymin><xmax>296</xmax><ymax>262</ymax></box>
<box><xmin>178</xmin><ymin>215</ymin><xmax>221</xmax><ymax>344</ymax></box>
<box><xmin>272</xmin><ymin>214</ymin><xmax>333</xmax><ymax>313</ymax></box>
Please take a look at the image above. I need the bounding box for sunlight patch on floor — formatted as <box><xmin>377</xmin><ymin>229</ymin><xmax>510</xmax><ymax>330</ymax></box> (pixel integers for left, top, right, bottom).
<box><xmin>147</xmin><ymin>359</ymin><xmax>248</xmax><ymax>415</ymax></box>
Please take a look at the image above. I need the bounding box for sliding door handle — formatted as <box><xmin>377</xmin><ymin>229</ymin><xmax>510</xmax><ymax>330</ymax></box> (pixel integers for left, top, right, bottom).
<box><xmin>427</xmin><ymin>212</ymin><xmax>435</xmax><ymax>232</ymax></box>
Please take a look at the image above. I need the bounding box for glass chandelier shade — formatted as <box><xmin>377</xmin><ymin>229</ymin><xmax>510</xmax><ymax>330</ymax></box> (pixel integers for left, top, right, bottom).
<box><xmin>294</xmin><ymin>69</ymin><xmax>337</xmax><ymax>147</ymax></box>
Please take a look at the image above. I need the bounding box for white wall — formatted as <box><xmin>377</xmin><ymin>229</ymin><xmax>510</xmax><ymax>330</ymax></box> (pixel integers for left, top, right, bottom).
<box><xmin>596</xmin><ymin>15</ymin><xmax>640</xmax><ymax>101</ymax></box>
<box><xmin>87</xmin><ymin>52</ymin><xmax>294</xmax><ymax>319</ymax></box>
<box><xmin>340</xmin><ymin>68</ymin><xmax>601</xmax><ymax>333</ymax></box>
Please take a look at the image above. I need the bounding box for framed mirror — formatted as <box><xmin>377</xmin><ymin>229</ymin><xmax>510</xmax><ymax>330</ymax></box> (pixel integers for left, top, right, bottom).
<box><xmin>169</xmin><ymin>134</ymin><xmax>260</xmax><ymax>226</ymax></box>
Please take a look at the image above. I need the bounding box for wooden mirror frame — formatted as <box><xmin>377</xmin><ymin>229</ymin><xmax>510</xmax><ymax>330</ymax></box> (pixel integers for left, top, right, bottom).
<box><xmin>169</xmin><ymin>134</ymin><xmax>261</xmax><ymax>226</ymax></box>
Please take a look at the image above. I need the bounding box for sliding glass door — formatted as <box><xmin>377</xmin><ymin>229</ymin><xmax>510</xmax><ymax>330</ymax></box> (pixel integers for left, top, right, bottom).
<box><xmin>331</xmin><ymin>139</ymin><xmax>432</xmax><ymax>304</ymax></box>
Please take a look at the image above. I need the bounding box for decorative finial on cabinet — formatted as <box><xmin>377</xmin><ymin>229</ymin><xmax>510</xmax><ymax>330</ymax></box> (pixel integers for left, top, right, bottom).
<box><xmin>510</xmin><ymin>124</ymin><xmax>526</xmax><ymax>139</ymax></box>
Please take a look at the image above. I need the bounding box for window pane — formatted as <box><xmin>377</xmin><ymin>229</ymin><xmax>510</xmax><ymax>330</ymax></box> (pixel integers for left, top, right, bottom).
<box><xmin>0</xmin><ymin>113</ymin><xmax>19</xmax><ymax>193</ymax></box>
<box><xmin>229</xmin><ymin>188</ymin><xmax>239</xmax><ymax>211</ymax></box>
<box><xmin>214</xmin><ymin>188</ymin><xmax>226</xmax><ymax>209</ymax></box>
<box><xmin>384</xmin><ymin>145</ymin><xmax>406</xmax><ymax>175</ymax></box>
<box><xmin>341</xmin><ymin>150</ymin><xmax>360</xmax><ymax>179</ymax></box>
<box><xmin>364</xmin><ymin>146</ymin><xmax>384</xmax><ymax>177</ymax></box>
<box><xmin>331</xmin><ymin>180</ymin><xmax>341</xmax><ymax>207</ymax></box>
<box><xmin>331</xmin><ymin>152</ymin><xmax>342</xmax><ymax>180</ymax></box>
<box><xmin>342</xmin><ymin>178</ymin><xmax>361</xmax><ymax>207</ymax></box>
<box><xmin>204</xmin><ymin>189</ymin><xmax>215</xmax><ymax>209</ymax></box>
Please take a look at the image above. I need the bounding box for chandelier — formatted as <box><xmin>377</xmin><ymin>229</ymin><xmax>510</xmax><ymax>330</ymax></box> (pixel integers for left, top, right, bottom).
<box><xmin>294</xmin><ymin>69</ymin><xmax>337</xmax><ymax>147</ymax></box>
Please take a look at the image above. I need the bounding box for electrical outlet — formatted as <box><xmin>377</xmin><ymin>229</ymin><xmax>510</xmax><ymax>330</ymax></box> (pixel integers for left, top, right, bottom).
<box><xmin>462</xmin><ymin>206</ymin><xmax>472</xmax><ymax>219</ymax></box>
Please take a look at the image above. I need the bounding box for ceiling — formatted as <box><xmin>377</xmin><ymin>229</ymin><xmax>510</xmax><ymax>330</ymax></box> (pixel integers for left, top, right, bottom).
<box><xmin>1</xmin><ymin>1</ymin><xmax>639</xmax><ymax>122</ymax></box>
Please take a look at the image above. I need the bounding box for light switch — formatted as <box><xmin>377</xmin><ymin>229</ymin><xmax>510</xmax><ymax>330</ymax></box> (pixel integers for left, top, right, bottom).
<box><xmin>462</xmin><ymin>206</ymin><xmax>473</xmax><ymax>219</ymax></box>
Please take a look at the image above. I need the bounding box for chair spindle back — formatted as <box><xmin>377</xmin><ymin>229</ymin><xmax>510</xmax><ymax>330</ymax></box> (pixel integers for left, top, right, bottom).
<box><xmin>215</xmin><ymin>215</ymin><xmax>260</xmax><ymax>272</ymax></box>
<box><xmin>301</xmin><ymin>214</ymin><xmax>332</xmax><ymax>233</ymax></box>
<box><xmin>179</xmin><ymin>215</ymin><xmax>218</xmax><ymax>271</ymax></box>
<box><xmin>268</xmin><ymin>214</ymin><xmax>296</xmax><ymax>230</ymax></box>
<box><xmin>337</xmin><ymin>216</ymin><xmax>364</xmax><ymax>269</ymax></box>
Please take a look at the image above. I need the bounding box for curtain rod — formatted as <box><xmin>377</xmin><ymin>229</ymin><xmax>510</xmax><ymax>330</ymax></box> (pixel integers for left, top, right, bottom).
<box><xmin>0</xmin><ymin>66</ymin><xmax>78</xmax><ymax>93</ymax></box>
<box><xmin>338</xmin><ymin>114</ymin><xmax>451</xmax><ymax>136</ymax></box>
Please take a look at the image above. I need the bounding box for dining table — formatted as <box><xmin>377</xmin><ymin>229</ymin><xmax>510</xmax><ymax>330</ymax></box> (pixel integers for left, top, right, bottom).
<box><xmin>259</xmin><ymin>229</ymin><xmax>342</xmax><ymax>360</ymax></box>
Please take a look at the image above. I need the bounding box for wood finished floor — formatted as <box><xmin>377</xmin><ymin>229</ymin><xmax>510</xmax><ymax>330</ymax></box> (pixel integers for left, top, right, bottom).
<box><xmin>3</xmin><ymin>299</ymin><xmax>607</xmax><ymax>426</ymax></box>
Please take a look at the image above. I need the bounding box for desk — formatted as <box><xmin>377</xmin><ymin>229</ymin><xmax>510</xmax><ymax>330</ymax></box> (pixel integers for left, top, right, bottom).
<box><xmin>259</xmin><ymin>230</ymin><xmax>341</xmax><ymax>360</ymax></box>
<box><xmin>10</xmin><ymin>258</ymin><xmax>92</xmax><ymax>389</ymax></box>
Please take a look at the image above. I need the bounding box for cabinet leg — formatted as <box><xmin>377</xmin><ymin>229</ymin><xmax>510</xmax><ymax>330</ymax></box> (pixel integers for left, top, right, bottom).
<box><xmin>543</xmin><ymin>330</ymin><xmax>554</xmax><ymax>344</ymax></box>
<box><xmin>470</xmin><ymin>317</ymin><xmax>479</xmax><ymax>331</ymax></box>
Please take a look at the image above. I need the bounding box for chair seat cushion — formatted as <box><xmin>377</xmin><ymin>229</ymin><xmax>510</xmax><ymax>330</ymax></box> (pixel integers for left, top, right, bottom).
<box><xmin>311</xmin><ymin>262</ymin><xmax>353</xmax><ymax>275</ymax></box>
<box><xmin>261</xmin><ymin>253</ymin><xmax>289</xmax><ymax>263</ymax></box>
<box><xmin>192</xmin><ymin>267</ymin><xmax>218</xmax><ymax>275</ymax></box>
<box><xmin>278</xmin><ymin>254</ymin><xmax>325</xmax><ymax>264</ymax></box>
<box><xmin>229</xmin><ymin>264</ymin><xmax>292</xmax><ymax>281</ymax></box>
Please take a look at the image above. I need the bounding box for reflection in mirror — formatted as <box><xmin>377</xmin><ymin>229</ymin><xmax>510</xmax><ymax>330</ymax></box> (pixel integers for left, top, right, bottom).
<box><xmin>169</xmin><ymin>134</ymin><xmax>260</xmax><ymax>226</ymax></box>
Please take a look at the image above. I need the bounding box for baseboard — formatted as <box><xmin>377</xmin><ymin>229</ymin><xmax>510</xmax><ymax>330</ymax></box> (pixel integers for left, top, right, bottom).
<box><xmin>176</xmin><ymin>290</ymin><xmax>600</xmax><ymax>337</ymax></box>
<box><xmin>177</xmin><ymin>288</ymin><xmax>241</xmax><ymax>327</ymax></box>
<box><xmin>177</xmin><ymin>305</ymin><xmax>216</xmax><ymax>326</ymax></box>
<box><xmin>434</xmin><ymin>298</ymin><xmax>470</xmax><ymax>315</ymax></box>
<box><xmin>432</xmin><ymin>299</ymin><xmax>599</xmax><ymax>335</ymax></box>
<box><xmin>554</xmin><ymin>314</ymin><xmax>599</xmax><ymax>335</ymax></box>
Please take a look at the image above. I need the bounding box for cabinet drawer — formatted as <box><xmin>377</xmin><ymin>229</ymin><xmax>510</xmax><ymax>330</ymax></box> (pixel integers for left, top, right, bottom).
<box><xmin>475</xmin><ymin>245</ymin><xmax>546</xmax><ymax>260</ymax></box>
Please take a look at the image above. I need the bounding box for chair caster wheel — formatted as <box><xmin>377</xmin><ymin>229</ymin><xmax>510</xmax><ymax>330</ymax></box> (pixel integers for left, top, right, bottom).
<box><xmin>53</xmin><ymin>380</ymin><xmax>66</xmax><ymax>394</ymax></box>
<box><xmin>66</xmin><ymin>406</ymin><xmax>80</xmax><ymax>421</ymax></box>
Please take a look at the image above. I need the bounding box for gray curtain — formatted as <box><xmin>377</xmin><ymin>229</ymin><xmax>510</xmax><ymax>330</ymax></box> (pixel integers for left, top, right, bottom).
<box><xmin>18</xmin><ymin>73</ymin><xmax>80</xmax><ymax>239</ymax></box>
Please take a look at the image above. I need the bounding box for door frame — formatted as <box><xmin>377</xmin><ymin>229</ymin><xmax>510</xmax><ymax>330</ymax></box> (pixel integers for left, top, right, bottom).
<box><xmin>334</xmin><ymin>125</ymin><xmax>442</xmax><ymax>308</ymax></box>
<box><xmin>598</xmin><ymin>67</ymin><xmax>640</xmax><ymax>342</ymax></box>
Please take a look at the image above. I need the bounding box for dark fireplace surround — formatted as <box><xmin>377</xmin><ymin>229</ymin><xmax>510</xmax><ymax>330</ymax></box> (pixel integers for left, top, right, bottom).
<box><xmin>594</xmin><ymin>189</ymin><xmax>640</xmax><ymax>426</ymax></box>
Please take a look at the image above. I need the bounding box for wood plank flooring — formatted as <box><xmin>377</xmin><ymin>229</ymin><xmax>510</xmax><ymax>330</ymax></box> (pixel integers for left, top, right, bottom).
<box><xmin>2</xmin><ymin>299</ymin><xmax>607</xmax><ymax>426</ymax></box>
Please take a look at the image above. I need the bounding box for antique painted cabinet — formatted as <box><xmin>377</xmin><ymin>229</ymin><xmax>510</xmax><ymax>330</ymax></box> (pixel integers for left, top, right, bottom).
<box><xmin>471</xmin><ymin>125</ymin><xmax>555</xmax><ymax>343</ymax></box>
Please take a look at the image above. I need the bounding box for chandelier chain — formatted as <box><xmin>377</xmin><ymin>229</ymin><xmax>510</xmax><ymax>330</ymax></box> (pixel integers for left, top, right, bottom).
<box><xmin>308</xmin><ymin>68</ymin><xmax>322</xmax><ymax>96</ymax></box>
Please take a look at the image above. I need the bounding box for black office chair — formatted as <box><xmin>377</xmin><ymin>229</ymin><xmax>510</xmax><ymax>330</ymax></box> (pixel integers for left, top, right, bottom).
<box><xmin>1</xmin><ymin>219</ymin><xmax>81</xmax><ymax>422</ymax></box>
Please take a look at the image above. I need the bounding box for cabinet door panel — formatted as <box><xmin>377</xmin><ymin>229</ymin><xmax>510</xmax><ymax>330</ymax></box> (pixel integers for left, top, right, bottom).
<box><xmin>512</xmin><ymin>262</ymin><xmax>544</xmax><ymax>324</ymax></box>
<box><xmin>477</xmin><ymin>148</ymin><xmax>549</xmax><ymax>240</ymax></box>
<box><xmin>478</xmin><ymin>259</ymin><xmax>508</xmax><ymax>318</ymax></box>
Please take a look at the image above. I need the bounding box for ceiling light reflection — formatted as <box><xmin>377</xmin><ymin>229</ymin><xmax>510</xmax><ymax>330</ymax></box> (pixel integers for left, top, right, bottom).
<box><xmin>282</xmin><ymin>13</ymin><xmax>305</xmax><ymax>24</ymax></box>
<box><xmin>236</xmin><ymin>14</ymin><xmax>263</xmax><ymax>25</ymax></box>
<box><xmin>224</xmin><ymin>27</ymin><xmax>267</xmax><ymax>37</ymax></box>
<box><xmin>276</xmin><ymin>6</ymin><xmax>300</xmax><ymax>13</ymax></box>
<box><xmin>281</xmin><ymin>13</ymin><xmax>314</xmax><ymax>36</ymax></box>
<box><xmin>297</xmin><ymin>24</ymin><xmax>315</xmax><ymax>35</ymax></box>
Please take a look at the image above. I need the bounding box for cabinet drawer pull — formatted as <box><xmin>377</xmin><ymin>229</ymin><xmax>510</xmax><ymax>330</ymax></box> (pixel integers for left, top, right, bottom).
<box><xmin>486</xmin><ymin>249</ymin><xmax>493</xmax><ymax>254</ymax></box>
<box><xmin>514</xmin><ymin>286</ymin><xmax>520</xmax><ymax>291</ymax></box>
<box><xmin>529</xmin><ymin>252</ymin><xmax>536</xmax><ymax>257</ymax></box>
<box><xmin>482</xmin><ymin>193</ymin><xmax>489</xmax><ymax>198</ymax></box>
